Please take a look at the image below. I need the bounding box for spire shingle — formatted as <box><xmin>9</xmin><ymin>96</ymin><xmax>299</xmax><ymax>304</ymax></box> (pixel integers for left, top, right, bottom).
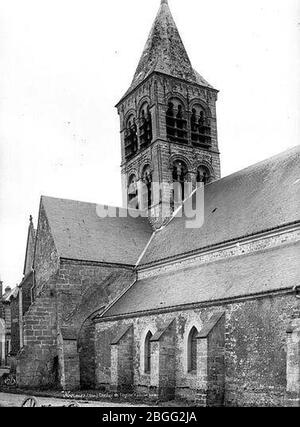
<box><xmin>124</xmin><ymin>0</ymin><xmax>213</xmax><ymax>99</ymax></box>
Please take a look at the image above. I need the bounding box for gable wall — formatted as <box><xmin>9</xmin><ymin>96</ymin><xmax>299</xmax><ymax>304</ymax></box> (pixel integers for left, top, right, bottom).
<box><xmin>34</xmin><ymin>202</ymin><xmax>60</xmax><ymax>297</ymax></box>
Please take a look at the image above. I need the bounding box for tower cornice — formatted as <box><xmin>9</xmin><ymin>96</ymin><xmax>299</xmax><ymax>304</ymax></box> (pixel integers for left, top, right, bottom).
<box><xmin>116</xmin><ymin>71</ymin><xmax>218</xmax><ymax>109</ymax></box>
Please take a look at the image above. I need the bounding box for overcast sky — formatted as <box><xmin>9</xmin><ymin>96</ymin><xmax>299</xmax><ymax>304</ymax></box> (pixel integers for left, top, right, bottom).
<box><xmin>0</xmin><ymin>0</ymin><xmax>299</xmax><ymax>288</ymax></box>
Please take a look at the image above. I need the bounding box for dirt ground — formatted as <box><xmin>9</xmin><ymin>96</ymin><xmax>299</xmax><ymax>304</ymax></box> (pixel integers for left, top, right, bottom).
<box><xmin>0</xmin><ymin>392</ymin><xmax>148</xmax><ymax>407</ymax></box>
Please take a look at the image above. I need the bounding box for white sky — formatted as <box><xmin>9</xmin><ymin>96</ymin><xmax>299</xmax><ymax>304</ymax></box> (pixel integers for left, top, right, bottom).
<box><xmin>0</xmin><ymin>0</ymin><xmax>299</xmax><ymax>288</ymax></box>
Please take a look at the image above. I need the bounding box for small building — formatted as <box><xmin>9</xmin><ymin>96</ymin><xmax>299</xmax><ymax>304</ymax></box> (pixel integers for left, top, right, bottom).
<box><xmin>0</xmin><ymin>283</ymin><xmax>19</xmax><ymax>366</ymax></box>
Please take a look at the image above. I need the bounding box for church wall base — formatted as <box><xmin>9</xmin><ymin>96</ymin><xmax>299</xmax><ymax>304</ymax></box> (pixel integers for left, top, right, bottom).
<box><xmin>95</xmin><ymin>293</ymin><xmax>299</xmax><ymax>407</ymax></box>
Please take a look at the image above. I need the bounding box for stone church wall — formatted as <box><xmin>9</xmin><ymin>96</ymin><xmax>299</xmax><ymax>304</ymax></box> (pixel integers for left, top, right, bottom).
<box><xmin>33</xmin><ymin>203</ymin><xmax>60</xmax><ymax>298</ymax></box>
<box><xmin>55</xmin><ymin>259</ymin><xmax>135</xmax><ymax>389</ymax></box>
<box><xmin>17</xmin><ymin>195</ymin><xmax>137</xmax><ymax>390</ymax></box>
<box><xmin>17</xmin><ymin>286</ymin><xmax>57</xmax><ymax>388</ymax></box>
<box><xmin>95</xmin><ymin>293</ymin><xmax>299</xmax><ymax>406</ymax></box>
<box><xmin>17</xmin><ymin>201</ymin><xmax>60</xmax><ymax>388</ymax></box>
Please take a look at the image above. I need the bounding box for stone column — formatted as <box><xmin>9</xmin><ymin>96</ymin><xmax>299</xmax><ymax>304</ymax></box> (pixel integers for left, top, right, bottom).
<box><xmin>110</xmin><ymin>326</ymin><xmax>134</xmax><ymax>393</ymax></box>
<box><xmin>286</xmin><ymin>309</ymin><xmax>300</xmax><ymax>407</ymax></box>
<box><xmin>149</xmin><ymin>320</ymin><xmax>176</xmax><ymax>401</ymax></box>
<box><xmin>57</xmin><ymin>330</ymin><xmax>80</xmax><ymax>391</ymax></box>
<box><xmin>196</xmin><ymin>312</ymin><xmax>225</xmax><ymax>407</ymax></box>
<box><xmin>196</xmin><ymin>338</ymin><xmax>209</xmax><ymax>406</ymax></box>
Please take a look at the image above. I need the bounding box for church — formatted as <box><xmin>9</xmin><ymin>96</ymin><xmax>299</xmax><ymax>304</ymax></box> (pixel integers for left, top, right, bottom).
<box><xmin>7</xmin><ymin>0</ymin><xmax>300</xmax><ymax>406</ymax></box>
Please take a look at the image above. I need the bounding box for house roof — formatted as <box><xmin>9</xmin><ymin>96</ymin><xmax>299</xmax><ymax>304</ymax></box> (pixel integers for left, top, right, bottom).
<box><xmin>103</xmin><ymin>241</ymin><xmax>300</xmax><ymax>318</ymax></box>
<box><xmin>119</xmin><ymin>0</ymin><xmax>214</xmax><ymax>103</ymax></box>
<box><xmin>140</xmin><ymin>145</ymin><xmax>300</xmax><ymax>266</ymax></box>
<box><xmin>41</xmin><ymin>196</ymin><xmax>153</xmax><ymax>266</ymax></box>
<box><xmin>2</xmin><ymin>287</ymin><xmax>19</xmax><ymax>303</ymax></box>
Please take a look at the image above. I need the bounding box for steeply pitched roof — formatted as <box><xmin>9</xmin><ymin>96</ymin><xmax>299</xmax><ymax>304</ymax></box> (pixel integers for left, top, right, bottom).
<box><xmin>23</xmin><ymin>216</ymin><xmax>36</xmax><ymax>276</ymax></box>
<box><xmin>103</xmin><ymin>241</ymin><xmax>300</xmax><ymax>318</ymax></box>
<box><xmin>41</xmin><ymin>196</ymin><xmax>153</xmax><ymax>266</ymax></box>
<box><xmin>120</xmin><ymin>0</ymin><xmax>213</xmax><ymax>102</ymax></box>
<box><xmin>141</xmin><ymin>146</ymin><xmax>300</xmax><ymax>266</ymax></box>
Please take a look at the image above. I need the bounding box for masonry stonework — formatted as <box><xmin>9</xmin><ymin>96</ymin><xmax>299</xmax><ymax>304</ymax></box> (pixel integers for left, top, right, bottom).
<box><xmin>95</xmin><ymin>293</ymin><xmax>299</xmax><ymax>406</ymax></box>
<box><xmin>110</xmin><ymin>326</ymin><xmax>134</xmax><ymax>393</ymax></box>
<box><xmin>118</xmin><ymin>68</ymin><xmax>221</xmax><ymax>229</ymax></box>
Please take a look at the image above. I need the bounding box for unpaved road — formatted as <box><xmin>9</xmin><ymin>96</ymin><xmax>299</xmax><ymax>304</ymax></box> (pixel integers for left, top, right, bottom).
<box><xmin>0</xmin><ymin>392</ymin><xmax>146</xmax><ymax>407</ymax></box>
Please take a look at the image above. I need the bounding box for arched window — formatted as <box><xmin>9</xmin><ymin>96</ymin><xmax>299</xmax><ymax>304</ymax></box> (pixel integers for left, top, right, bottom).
<box><xmin>142</xmin><ymin>165</ymin><xmax>152</xmax><ymax>209</ymax></box>
<box><xmin>128</xmin><ymin>174</ymin><xmax>138</xmax><ymax>209</ymax></box>
<box><xmin>197</xmin><ymin>165</ymin><xmax>211</xmax><ymax>186</ymax></box>
<box><xmin>188</xmin><ymin>327</ymin><xmax>198</xmax><ymax>373</ymax></box>
<box><xmin>124</xmin><ymin>115</ymin><xmax>138</xmax><ymax>159</ymax></box>
<box><xmin>173</xmin><ymin>160</ymin><xmax>188</xmax><ymax>202</ymax></box>
<box><xmin>139</xmin><ymin>104</ymin><xmax>152</xmax><ymax>148</ymax></box>
<box><xmin>144</xmin><ymin>331</ymin><xmax>153</xmax><ymax>374</ymax></box>
<box><xmin>166</xmin><ymin>99</ymin><xmax>187</xmax><ymax>144</ymax></box>
<box><xmin>190</xmin><ymin>104</ymin><xmax>211</xmax><ymax>147</ymax></box>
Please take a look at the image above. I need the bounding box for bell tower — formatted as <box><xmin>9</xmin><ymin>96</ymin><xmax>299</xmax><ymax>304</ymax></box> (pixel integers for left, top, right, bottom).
<box><xmin>116</xmin><ymin>0</ymin><xmax>220</xmax><ymax>229</ymax></box>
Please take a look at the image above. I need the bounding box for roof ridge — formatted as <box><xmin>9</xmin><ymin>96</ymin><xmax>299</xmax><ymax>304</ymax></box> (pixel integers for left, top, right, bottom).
<box><xmin>209</xmin><ymin>144</ymin><xmax>300</xmax><ymax>187</ymax></box>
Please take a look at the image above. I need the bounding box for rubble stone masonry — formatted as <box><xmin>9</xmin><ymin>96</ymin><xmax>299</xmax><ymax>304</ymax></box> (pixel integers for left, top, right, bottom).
<box><xmin>95</xmin><ymin>294</ymin><xmax>299</xmax><ymax>406</ymax></box>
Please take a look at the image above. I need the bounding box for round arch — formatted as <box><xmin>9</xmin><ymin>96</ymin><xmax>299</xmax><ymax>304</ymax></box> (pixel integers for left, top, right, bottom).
<box><xmin>138</xmin><ymin>102</ymin><xmax>150</xmax><ymax>120</ymax></box>
<box><xmin>166</xmin><ymin>92</ymin><xmax>188</xmax><ymax>111</ymax></box>
<box><xmin>196</xmin><ymin>162</ymin><xmax>215</xmax><ymax>183</ymax></box>
<box><xmin>124</xmin><ymin>108</ymin><xmax>137</xmax><ymax>125</ymax></box>
<box><xmin>138</xmin><ymin>161</ymin><xmax>152</xmax><ymax>179</ymax></box>
<box><xmin>189</xmin><ymin>98</ymin><xmax>212</xmax><ymax>117</ymax></box>
<box><xmin>169</xmin><ymin>154</ymin><xmax>192</xmax><ymax>171</ymax></box>
<box><xmin>126</xmin><ymin>167</ymin><xmax>139</xmax><ymax>180</ymax></box>
<box><xmin>137</xmin><ymin>96</ymin><xmax>151</xmax><ymax>115</ymax></box>
<box><xmin>128</xmin><ymin>171</ymin><xmax>138</xmax><ymax>185</ymax></box>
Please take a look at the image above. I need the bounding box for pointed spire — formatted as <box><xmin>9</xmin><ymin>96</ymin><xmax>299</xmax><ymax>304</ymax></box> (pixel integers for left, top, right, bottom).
<box><xmin>121</xmin><ymin>0</ymin><xmax>213</xmax><ymax>99</ymax></box>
